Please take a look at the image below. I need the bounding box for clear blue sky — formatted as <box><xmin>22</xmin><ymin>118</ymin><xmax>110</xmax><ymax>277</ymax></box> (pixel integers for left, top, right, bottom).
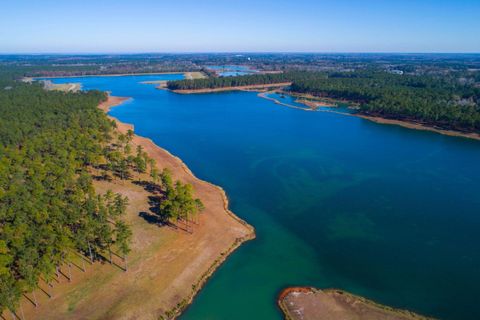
<box><xmin>1</xmin><ymin>0</ymin><xmax>479</xmax><ymax>53</ymax></box>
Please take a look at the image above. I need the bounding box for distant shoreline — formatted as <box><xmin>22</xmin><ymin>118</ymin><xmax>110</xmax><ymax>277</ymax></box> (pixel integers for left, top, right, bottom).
<box><xmin>32</xmin><ymin>72</ymin><xmax>480</xmax><ymax>142</ymax></box>
<box><xmin>259</xmin><ymin>90</ymin><xmax>480</xmax><ymax>141</ymax></box>
<box><xmin>169</xmin><ymin>82</ymin><xmax>292</xmax><ymax>94</ymax></box>
<box><xmin>357</xmin><ymin>114</ymin><xmax>480</xmax><ymax>141</ymax></box>
<box><xmin>258</xmin><ymin>91</ymin><xmax>314</xmax><ymax>111</ymax></box>
<box><xmin>28</xmin><ymin>71</ymin><xmax>188</xmax><ymax>80</ymax></box>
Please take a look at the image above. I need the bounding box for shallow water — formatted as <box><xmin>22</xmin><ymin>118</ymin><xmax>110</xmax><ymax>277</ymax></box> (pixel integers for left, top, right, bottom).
<box><xmin>49</xmin><ymin>75</ymin><xmax>480</xmax><ymax>320</ymax></box>
<box><xmin>265</xmin><ymin>92</ymin><xmax>356</xmax><ymax>114</ymax></box>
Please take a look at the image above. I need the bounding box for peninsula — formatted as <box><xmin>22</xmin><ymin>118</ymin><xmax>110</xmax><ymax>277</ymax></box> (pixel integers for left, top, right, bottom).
<box><xmin>15</xmin><ymin>95</ymin><xmax>255</xmax><ymax>320</ymax></box>
<box><xmin>278</xmin><ymin>287</ymin><xmax>434</xmax><ymax>320</ymax></box>
<box><xmin>170</xmin><ymin>82</ymin><xmax>292</xmax><ymax>94</ymax></box>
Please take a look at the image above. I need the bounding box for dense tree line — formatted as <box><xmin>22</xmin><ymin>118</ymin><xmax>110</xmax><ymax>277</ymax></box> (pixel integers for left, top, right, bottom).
<box><xmin>0</xmin><ymin>75</ymin><xmax>207</xmax><ymax>315</ymax></box>
<box><xmin>290</xmin><ymin>71</ymin><xmax>480</xmax><ymax>132</ymax></box>
<box><xmin>156</xmin><ymin>168</ymin><xmax>204</xmax><ymax>231</ymax></box>
<box><xmin>166</xmin><ymin>72</ymin><xmax>299</xmax><ymax>90</ymax></box>
<box><xmin>0</xmin><ymin>54</ymin><xmax>202</xmax><ymax>78</ymax></box>
<box><xmin>167</xmin><ymin>69</ymin><xmax>480</xmax><ymax>132</ymax></box>
<box><xmin>0</xmin><ymin>82</ymin><xmax>132</xmax><ymax>315</ymax></box>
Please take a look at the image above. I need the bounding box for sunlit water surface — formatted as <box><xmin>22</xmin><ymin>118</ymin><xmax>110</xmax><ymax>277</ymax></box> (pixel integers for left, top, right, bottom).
<box><xmin>47</xmin><ymin>75</ymin><xmax>480</xmax><ymax>320</ymax></box>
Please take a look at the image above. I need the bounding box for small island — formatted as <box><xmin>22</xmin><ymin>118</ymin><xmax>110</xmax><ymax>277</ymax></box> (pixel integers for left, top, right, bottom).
<box><xmin>278</xmin><ymin>287</ymin><xmax>434</xmax><ymax>320</ymax></box>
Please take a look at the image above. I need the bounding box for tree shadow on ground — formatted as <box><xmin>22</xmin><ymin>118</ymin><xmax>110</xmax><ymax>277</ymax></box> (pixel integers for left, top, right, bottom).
<box><xmin>134</xmin><ymin>180</ymin><xmax>191</xmax><ymax>233</ymax></box>
<box><xmin>132</xmin><ymin>179</ymin><xmax>162</xmax><ymax>194</ymax></box>
<box><xmin>92</xmin><ymin>164</ymin><xmax>113</xmax><ymax>182</ymax></box>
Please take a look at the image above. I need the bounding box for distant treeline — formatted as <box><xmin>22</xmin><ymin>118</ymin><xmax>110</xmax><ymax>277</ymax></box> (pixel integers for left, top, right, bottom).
<box><xmin>0</xmin><ymin>64</ymin><xmax>199</xmax><ymax>79</ymax></box>
<box><xmin>167</xmin><ymin>70</ymin><xmax>480</xmax><ymax>132</ymax></box>
<box><xmin>291</xmin><ymin>71</ymin><xmax>480</xmax><ymax>132</ymax></box>
<box><xmin>166</xmin><ymin>72</ymin><xmax>298</xmax><ymax>90</ymax></box>
<box><xmin>0</xmin><ymin>82</ymin><xmax>131</xmax><ymax>313</ymax></box>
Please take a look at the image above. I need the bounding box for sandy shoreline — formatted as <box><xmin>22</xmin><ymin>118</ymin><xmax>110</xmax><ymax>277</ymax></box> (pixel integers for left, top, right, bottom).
<box><xmin>99</xmin><ymin>96</ymin><xmax>256</xmax><ymax>318</ymax></box>
<box><xmin>278</xmin><ymin>287</ymin><xmax>433</xmax><ymax>320</ymax></box>
<box><xmin>259</xmin><ymin>91</ymin><xmax>480</xmax><ymax>141</ymax></box>
<box><xmin>20</xmin><ymin>96</ymin><xmax>254</xmax><ymax>320</ymax></box>
<box><xmin>258</xmin><ymin>91</ymin><xmax>315</xmax><ymax>111</ymax></box>
<box><xmin>295</xmin><ymin>99</ymin><xmax>336</xmax><ymax>109</ymax></box>
<box><xmin>100</xmin><ymin>96</ymin><xmax>254</xmax><ymax>232</ymax></box>
<box><xmin>170</xmin><ymin>82</ymin><xmax>292</xmax><ymax>94</ymax></box>
<box><xmin>284</xmin><ymin>91</ymin><xmax>357</xmax><ymax>106</ymax></box>
<box><xmin>357</xmin><ymin>114</ymin><xmax>480</xmax><ymax>141</ymax></box>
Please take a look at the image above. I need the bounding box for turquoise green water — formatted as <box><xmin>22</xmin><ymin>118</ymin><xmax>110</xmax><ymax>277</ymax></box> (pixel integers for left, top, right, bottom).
<box><xmin>48</xmin><ymin>75</ymin><xmax>480</xmax><ymax>320</ymax></box>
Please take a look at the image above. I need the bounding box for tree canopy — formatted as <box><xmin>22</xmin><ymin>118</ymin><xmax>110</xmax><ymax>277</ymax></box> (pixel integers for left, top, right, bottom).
<box><xmin>0</xmin><ymin>82</ymin><xmax>131</xmax><ymax>313</ymax></box>
<box><xmin>167</xmin><ymin>72</ymin><xmax>296</xmax><ymax>90</ymax></box>
<box><xmin>290</xmin><ymin>71</ymin><xmax>480</xmax><ymax>132</ymax></box>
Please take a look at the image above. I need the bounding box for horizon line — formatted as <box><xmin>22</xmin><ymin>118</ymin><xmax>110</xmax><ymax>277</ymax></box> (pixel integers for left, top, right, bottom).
<box><xmin>1</xmin><ymin>51</ymin><xmax>480</xmax><ymax>56</ymax></box>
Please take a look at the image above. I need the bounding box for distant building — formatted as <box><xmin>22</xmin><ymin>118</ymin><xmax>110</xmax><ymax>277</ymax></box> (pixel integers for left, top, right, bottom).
<box><xmin>387</xmin><ymin>69</ymin><xmax>404</xmax><ymax>75</ymax></box>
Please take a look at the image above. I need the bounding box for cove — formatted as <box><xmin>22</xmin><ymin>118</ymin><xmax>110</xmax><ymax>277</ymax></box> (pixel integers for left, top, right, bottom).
<box><xmin>47</xmin><ymin>75</ymin><xmax>480</xmax><ymax>320</ymax></box>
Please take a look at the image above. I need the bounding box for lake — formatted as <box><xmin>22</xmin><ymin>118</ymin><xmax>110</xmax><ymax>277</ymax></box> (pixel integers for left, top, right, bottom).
<box><xmin>206</xmin><ymin>65</ymin><xmax>258</xmax><ymax>76</ymax></box>
<box><xmin>47</xmin><ymin>74</ymin><xmax>480</xmax><ymax>320</ymax></box>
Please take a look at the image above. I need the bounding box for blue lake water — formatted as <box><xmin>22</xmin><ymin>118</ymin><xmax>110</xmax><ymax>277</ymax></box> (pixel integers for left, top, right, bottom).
<box><xmin>47</xmin><ymin>74</ymin><xmax>480</xmax><ymax>320</ymax></box>
<box><xmin>206</xmin><ymin>65</ymin><xmax>257</xmax><ymax>76</ymax></box>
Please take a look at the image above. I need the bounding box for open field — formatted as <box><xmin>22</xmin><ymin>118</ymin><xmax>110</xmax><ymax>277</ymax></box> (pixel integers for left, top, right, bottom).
<box><xmin>278</xmin><ymin>287</ymin><xmax>434</xmax><ymax>320</ymax></box>
<box><xmin>294</xmin><ymin>99</ymin><xmax>336</xmax><ymax>109</ymax></box>
<box><xmin>42</xmin><ymin>80</ymin><xmax>81</xmax><ymax>92</ymax></box>
<box><xmin>184</xmin><ymin>72</ymin><xmax>206</xmax><ymax>79</ymax></box>
<box><xmin>14</xmin><ymin>96</ymin><xmax>254</xmax><ymax>320</ymax></box>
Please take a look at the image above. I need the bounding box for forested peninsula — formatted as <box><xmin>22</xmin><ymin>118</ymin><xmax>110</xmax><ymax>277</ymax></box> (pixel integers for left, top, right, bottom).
<box><xmin>167</xmin><ymin>71</ymin><xmax>480</xmax><ymax>133</ymax></box>
<box><xmin>0</xmin><ymin>82</ymin><xmax>132</xmax><ymax>314</ymax></box>
<box><xmin>0</xmin><ymin>69</ymin><xmax>254</xmax><ymax>318</ymax></box>
<box><xmin>166</xmin><ymin>72</ymin><xmax>296</xmax><ymax>90</ymax></box>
